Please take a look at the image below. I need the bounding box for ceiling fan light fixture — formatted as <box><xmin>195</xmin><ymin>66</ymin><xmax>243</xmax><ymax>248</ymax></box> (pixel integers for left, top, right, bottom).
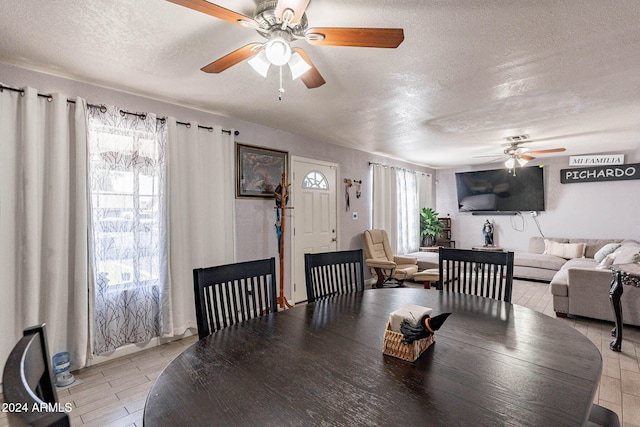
<box><xmin>505</xmin><ymin>157</ymin><xmax>516</xmax><ymax>169</ymax></box>
<box><xmin>517</xmin><ymin>157</ymin><xmax>529</xmax><ymax>167</ymax></box>
<box><xmin>248</xmin><ymin>50</ymin><xmax>271</xmax><ymax>77</ymax></box>
<box><xmin>288</xmin><ymin>52</ymin><xmax>311</xmax><ymax>80</ymax></box>
<box><xmin>265</xmin><ymin>37</ymin><xmax>292</xmax><ymax>66</ymax></box>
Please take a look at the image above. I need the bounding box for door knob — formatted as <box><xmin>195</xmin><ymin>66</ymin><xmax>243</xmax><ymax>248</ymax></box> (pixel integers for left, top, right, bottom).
<box><xmin>331</xmin><ymin>238</ymin><xmax>337</xmax><ymax>242</ymax></box>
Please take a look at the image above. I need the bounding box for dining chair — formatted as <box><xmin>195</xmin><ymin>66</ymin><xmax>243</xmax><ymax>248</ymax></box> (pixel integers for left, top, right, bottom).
<box><xmin>438</xmin><ymin>247</ymin><xmax>514</xmax><ymax>302</ymax></box>
<box><xmin>587</xmin><ymin>403</ymin><xmax>620</xmax><ymax>427</ymax></box>
<box><xmin>2</xmin><ymin>323</ymin><xmax>70</xmax><ymax>427</ymax></box>
<box><xmin>304</xmin><ymin>249</ymin><xmax>365</xmax><ymax>303</ymax></box>
<box><xmin>193</xmin><ymin>257</ymin><xmax>278</xmax><ymax>339</ymax></box>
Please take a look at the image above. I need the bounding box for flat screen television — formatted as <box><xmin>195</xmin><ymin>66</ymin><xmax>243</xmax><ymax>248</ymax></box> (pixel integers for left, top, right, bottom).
<box><xmin>455</xmin><ymin>166</ymin><xmax>545</xmax><ymax>212</ymax></box>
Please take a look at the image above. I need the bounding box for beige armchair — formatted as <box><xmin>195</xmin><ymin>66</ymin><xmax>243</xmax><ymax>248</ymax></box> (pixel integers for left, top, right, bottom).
<box><xmin>362</xmin><ymin>229</ymin><xmax>418</xmax><ymax>288</ymax></box>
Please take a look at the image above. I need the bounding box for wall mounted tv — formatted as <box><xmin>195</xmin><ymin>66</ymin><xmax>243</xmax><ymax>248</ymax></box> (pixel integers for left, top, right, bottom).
<box><xmin>455</xmin><ymin>166</ymin><xmax>545</xmax><ymax>213</ymax></box>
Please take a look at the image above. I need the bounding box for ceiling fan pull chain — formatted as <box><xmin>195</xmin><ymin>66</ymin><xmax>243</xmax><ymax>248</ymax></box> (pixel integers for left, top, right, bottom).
<box><xmin>278</xmin><ymin>66</ymin><xmax>285</xmax><ymax>101</ymax></box>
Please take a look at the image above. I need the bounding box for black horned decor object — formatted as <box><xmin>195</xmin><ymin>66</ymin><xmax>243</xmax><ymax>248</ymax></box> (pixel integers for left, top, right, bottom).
<box><xmin>400</xmin><ymin>312</ymin><xmax>451</xmax><ymax>344</ymax></box>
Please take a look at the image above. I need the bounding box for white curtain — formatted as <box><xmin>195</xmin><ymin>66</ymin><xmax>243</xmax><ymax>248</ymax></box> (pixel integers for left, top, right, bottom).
<box><xmin>165</xmin><ymin>120</ymin><xmax>236</xmax><ymax>336</ymax></box>
<box><xmin>0</xmin><ymin>87</ymin><xmax>89</xmax><ymax>373</ymax></box>
<box><xmin>371</xmin><ymin>164</ymin><xmax>420</xmax><ymax>254</ymax></box>
<box><xmin>396</xmin><ymin>169</ymin><xmax>419</xmax><ymax>254</ymax></box>
<box><xmin>87</xmin><ymin>106</ymin><xmax>168</xmax><ymax>354</ymax></box>
<box><xmin>371</xmin><ymin>164</ymin><xmax>398</xmax><ymax>250</ymax></box>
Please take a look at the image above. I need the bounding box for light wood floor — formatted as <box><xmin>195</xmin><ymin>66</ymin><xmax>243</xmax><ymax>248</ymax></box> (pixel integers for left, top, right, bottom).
<box><xmin>1</xmin><ymin>279</ymin><xmax>639</xmax><ymax>427</ymax></box>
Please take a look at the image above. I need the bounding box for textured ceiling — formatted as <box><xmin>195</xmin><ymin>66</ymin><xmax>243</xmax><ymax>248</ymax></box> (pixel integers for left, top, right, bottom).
<box><xmin>2</xmin><ymin>0</ymin><xmax>640</xmax><ymax>167</ymax></box>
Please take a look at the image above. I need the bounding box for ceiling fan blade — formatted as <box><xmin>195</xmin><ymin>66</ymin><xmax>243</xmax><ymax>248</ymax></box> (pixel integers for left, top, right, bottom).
<box><xmin>276</xmin><ymin>0</ymin><xmax>310</xmax><ymax>25</ymax></box>
<box><xmin>519</xmin><ymin>154</ymin><xmax>536</xmax><ymax>161</ymax></box>
<box><xmin>528</xmin><ymin>148</ymin><xmax>567</xmax><ymax>155</ymax></box>
<box><xmin>293</xmin><ymin>48</ymin><xmax>325</xmax><ymax>88</ymax></box>
<box><xmin>305</xmin><ymin>27</ymin><xmax>404</xmax><ymax>48</ymax></box>
<box><xmin>201</xmin><ymin>43</ymin><xmax>262</xmax><ymax>73</ymax></box>
<box><xmin>167</xmin><ymin>0</ymin><xmax>257</xmax><ymax>28</ymax></box>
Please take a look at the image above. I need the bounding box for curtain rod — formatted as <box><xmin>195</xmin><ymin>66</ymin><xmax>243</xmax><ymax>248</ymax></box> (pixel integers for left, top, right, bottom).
<box><xmin>0</xmin><ymin>83</ymin><xmax>239</xmax><ymax>136</ymax></box>
<box><xmin>368</xmin><ymin>161</ymin><xmax>431</xmax><ymax>176</ymax></box>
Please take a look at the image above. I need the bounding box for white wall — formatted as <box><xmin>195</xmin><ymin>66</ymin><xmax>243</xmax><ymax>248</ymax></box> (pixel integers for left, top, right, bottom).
<box><xmin>436</xmin><ymin>153</ymin><xmax>640</xmax><ymax>252</ymax></box>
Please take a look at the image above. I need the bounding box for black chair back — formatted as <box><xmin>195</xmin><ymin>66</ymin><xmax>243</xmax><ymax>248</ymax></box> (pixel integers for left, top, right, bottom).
<box><xmin>587</xmin><ymin>403</ymin><xmax>620</xmax><ymax>427</ymax></box>
<box><xmin>304</xmin><ymin>249</ymin><xmax>365</xmax><ymax>303</ymax></box>
<box><xmin>2</xmin><ymin>324</ymin><xmax>70</xmax><ymax>427</ymax></box>
<box><xmin>438</xmin><ymin>247</ymin><xmax>514</xmax><ymax>302</ymax></box>
<box><xmin>193</xmin><ymin>258</ymin><xmax>277</xmax><ymax>339</ymax></box>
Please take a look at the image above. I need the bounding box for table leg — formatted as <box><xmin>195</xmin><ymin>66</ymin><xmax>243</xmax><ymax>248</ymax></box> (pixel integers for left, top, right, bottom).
<box><xmin>609</xmin><ymin>271</ymin><xmax>624</xmax><ymax>352</ymax></box>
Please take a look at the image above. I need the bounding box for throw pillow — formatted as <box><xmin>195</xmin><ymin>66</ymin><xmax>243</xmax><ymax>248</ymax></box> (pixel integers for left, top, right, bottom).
<box><xmin>594</xmin><ymin>243</ymin><xmax>622</xmax><ymax>263</ymax></box>
<box><xmin>543</xmin><ymin>239</ymin><xmax>586</xmax><ymax>259</ymax></box>
<box><xmin>596</xmin><ymin>252</ymin><xmax>617</xmax><ymax>269</ymax></box>
<box><xmin>613</xmin><ymin>244</ymin><xmax>640</xmax><ymax>265</ymax></box>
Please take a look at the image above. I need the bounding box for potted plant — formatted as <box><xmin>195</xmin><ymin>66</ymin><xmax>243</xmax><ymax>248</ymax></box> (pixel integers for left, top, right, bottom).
<box><xmin>420</xmin><ymin>207</ymin><xmax>444</xmax><ymax>247</ymax></box>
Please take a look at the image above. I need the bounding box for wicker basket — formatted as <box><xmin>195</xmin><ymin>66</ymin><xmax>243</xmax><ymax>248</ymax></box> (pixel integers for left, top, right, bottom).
<box><xmin>382</xmin><ymin>322</ymin><xmax>434</xmax><ymax>362</ymax></box>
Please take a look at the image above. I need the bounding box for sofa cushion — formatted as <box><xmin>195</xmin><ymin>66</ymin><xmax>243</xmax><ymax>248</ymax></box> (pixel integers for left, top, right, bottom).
<box><xmin>613</xmin><ymin>243</ymin><xmax>640</xmax><ymax>264</ymax></box>
<box><xmin>529</xmin><ymin>237</ymin><xmax>568</xmax><ymax>254</ymax></box>
<box><xmin>543</xmin><ymin>240</ymin><xmax>586</xmax><ymax>259</ymax></box>
<box><xmin>550</xmin><ymin>268</ymin><xmax>569</xmax><ymax>296</ymax></box>
<box><xmin>550</xmin><ymin>258</ymin><xmax>599</xmax><ymax>297</ymax></box>
<box><xmin>568</xmin><ymin>238</ymin><xmax>624</xmax><ymax>258</ymax></box>
<box><xmin>514</xmin><ymin>252</ymin><xmax>567</xmax><ymax>271</ymax></box>
<box><xmin>562</xmin><ymin>258</ymin><xmax>599</xmax><ymax>269</ymax></box>
<box><xmin>596</xmin><ymin>252</ymin><xmax>617</xmax><ymax>269</ymax></box>
<box><xmin>594</xmin><ymin>243</ymin><xmax>622</xmax><ymax>263</ymax></box>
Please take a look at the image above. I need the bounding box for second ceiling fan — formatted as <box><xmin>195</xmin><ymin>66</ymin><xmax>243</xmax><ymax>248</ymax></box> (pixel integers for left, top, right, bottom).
<box><xmin>168</xmin><ymin>0</ymin><xmax>404</xmax><ymax>90</ymax></box>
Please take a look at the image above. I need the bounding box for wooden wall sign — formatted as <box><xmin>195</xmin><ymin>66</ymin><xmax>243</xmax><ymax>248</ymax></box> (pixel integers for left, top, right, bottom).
<box><xmin>569</xmin><ymin>154</ymin><xmax>624</xmax><ymax>166</ymax></box>
<box><xmin>561</xmin><ymin>163</ymin><xmax>640</xmax><ymax>184</ymax></box>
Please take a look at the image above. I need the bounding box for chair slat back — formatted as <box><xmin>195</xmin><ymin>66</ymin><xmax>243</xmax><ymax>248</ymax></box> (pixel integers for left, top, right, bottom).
<box><xmin>438</xmin><ymin>247</ymin><xmax>514</xmax><ymax>302</ymax></box>
<box><xmin>2</xmin><ymin>324</ymin><xmax>70</xmax><ymax>427</ymax></box>
<box><xmin>304</xmin><ymin>249</ymin><xmax>365</xmax><ymax>303</ymax></box>
<box><xmin>193</xmin><ymin>258</ymin><xmax>277</xmax><ymax>339</ymax></box>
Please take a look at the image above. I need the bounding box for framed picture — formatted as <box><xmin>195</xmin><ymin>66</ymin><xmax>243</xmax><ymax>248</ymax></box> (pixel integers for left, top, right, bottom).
<box><xmin>236</xmin><ymin>143</ymin><xmax>289</xmax><ymax>198</ymax></box>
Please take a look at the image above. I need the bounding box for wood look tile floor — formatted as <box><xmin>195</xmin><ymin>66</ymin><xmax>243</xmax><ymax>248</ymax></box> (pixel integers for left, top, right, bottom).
<box><xmin>1</xmin><ymin>279</ymin><xmax>639</xmax><ymax>426</ymax></box>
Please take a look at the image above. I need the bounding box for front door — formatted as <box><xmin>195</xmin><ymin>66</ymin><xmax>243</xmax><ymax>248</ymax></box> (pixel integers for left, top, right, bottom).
<box><xmin>291</xmin><ymin>157</ymin><xmax>338</xmax><ymax>303</ymax></box>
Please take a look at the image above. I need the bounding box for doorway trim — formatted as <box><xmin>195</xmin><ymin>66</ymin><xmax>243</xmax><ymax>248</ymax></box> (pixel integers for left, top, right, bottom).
<box><xmin>290</xmin><ymin>156</ymin><xmax>340</xmax><ymax>303</ymax></box>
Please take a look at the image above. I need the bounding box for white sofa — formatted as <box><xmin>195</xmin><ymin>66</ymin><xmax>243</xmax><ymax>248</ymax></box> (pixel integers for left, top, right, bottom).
<box><xmin>515</xmin><ymin>237</ymin><xmax>640</xmax><ymax>325</ymax></box>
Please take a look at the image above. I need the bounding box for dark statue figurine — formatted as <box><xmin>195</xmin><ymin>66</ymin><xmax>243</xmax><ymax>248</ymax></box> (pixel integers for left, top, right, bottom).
<box><xmin>483</xmin><ymin>219</ymin><xmax>494</xmax><ymax>246</ymax></box>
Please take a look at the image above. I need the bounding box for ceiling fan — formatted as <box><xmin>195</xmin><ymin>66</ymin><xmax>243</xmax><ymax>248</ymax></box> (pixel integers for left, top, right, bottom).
<box><xmin>167</xmin><ymin>0</ymin><xmax>404</xmax><ymax>95</ymax></box>
<box><xmin>477</xmin><ymin>135</ymin><xmax>566</xmax><ymax>175</ymax></box>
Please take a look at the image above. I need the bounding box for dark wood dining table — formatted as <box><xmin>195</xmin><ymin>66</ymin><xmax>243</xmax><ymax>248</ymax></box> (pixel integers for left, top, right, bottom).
<box><xmin>144</xmin><ymin>288</ymin><xmax>602</xmax><ymax>426</ymax></box>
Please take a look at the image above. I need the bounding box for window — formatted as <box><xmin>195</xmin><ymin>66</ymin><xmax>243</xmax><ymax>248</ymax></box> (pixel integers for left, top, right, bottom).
<box><xmin>87</xmin><ymin>106</ymin><xmax>167</xmax><ymax>354</ymax></box>
<box><xmin>89</xmin><ymin>126</ymin><xmax>164</xmax><ymax>289</ymax></box>
<box><xmin>371</xmin><ymin>164</ymin><xmax>426</xmax><ymax>254</ymax></box>
<box><xmin>302</xmin><ymin>170</ymin><xmax>329</xmax><ymax>189</ymax></box>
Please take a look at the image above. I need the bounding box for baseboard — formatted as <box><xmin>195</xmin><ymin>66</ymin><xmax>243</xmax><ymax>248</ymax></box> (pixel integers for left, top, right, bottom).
<box><xmin>85</xmin><ymin>328</ymin><xmax>196</xmax><ymax>368</ymax></box>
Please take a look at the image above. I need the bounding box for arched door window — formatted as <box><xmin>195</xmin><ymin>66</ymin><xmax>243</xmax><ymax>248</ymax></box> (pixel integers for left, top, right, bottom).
<box><xmin>302</xmin><ymin>170</ymin><xmax>329</xmax><ymax>190</ymax></box>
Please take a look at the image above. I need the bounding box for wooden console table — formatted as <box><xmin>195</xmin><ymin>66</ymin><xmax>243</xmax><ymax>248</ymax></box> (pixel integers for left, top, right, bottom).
<box><xmin>609</xmin><ymin>263</ymin><xmax>640</xmax><ymax>352</ymax></box>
